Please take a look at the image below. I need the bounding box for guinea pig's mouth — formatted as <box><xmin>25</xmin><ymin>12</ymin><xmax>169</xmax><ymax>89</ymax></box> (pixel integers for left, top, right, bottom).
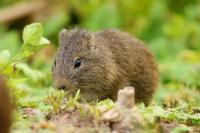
<box><xmin>53</xmin><ymin>80</ymin><xmax>78</xmax><ymax>93</ymax></box>
<box><xmin>55</xmin><ymin>84</ymin><xmax>76</xmax><ymax>91</ymax></box>
<box><xmin>56</xmin><ymin>85</ymin><xmax>66</xmax><ymax>90</ymax></box>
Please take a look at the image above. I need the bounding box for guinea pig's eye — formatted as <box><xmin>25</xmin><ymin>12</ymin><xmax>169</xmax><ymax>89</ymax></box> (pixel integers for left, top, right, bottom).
<box><xmin>74</xmin><ymin>59</ymin><xmax>81</xmax><ymax>68</ymax></box>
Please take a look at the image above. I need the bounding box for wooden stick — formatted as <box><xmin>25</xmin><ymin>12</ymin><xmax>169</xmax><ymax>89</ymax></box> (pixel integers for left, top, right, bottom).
<box><xmin>0</xmin><ymin>0</ymin><xmax>47</xmax><ymax>24</ymax></box>
<box><xmin>0</xmin><ymin>76</ymin><xmax>11</xmax><ymax>133</ymax></box>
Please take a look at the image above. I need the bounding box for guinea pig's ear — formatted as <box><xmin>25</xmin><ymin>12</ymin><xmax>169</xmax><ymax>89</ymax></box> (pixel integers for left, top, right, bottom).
<box><xmin>59</xmin><ymin>29</ymin><xmax>68</xmax><ymax>45</ymax></box>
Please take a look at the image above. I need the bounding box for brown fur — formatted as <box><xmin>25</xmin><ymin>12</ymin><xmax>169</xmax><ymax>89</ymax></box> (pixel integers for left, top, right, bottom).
<box><xmin>0</xmin><ymin>76</ymin><xmax>11</xmax><ymax>133</ymax></box>
<box><xmin>52</xmin><ymin>29</ymin><xmax>158</xmax><ymax>105</ymax></box>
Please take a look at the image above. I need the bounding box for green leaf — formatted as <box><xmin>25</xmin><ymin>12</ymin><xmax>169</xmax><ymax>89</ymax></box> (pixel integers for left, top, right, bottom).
<box><xmin>0</xmin><ymin>50</ymin><xmax>11</xmax><ymax>64</ymax></box>
<box><xmin>38</xmin><ymin>37</ymin><xmax>50</xmax><ymax>45</ymax></box>
<box><xmin>20</xmin><ymin>50</ymin><xmax>34</xmax><ymax>59</ymax></box>
<box><xmin>22</xmin><ymin>23</ymin><xmax>43</xmax><ymax>45</ymax></box>
<box><xmin>17</xmin><ymin>63</ymin><xmax>44</xmax><ymax>82</ymax></box>
<box><xmin>171</xmin><ymin>126</ymin><xmax>190</xmax><ymax>133</ymax></box>
<box><xmin>0</xmin><ymin>31</ymin><xmax>20</xmax><ymax>56</ymax></box>
<box><xmin>74</xmin><ymin>89</ymin><xmax>80</xmax><ymax>101</ymax></box>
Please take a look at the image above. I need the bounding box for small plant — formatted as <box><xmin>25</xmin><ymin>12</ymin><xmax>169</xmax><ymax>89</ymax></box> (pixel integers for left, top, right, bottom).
<box><xmin>0</xmin><ymin>23</ymin><xmax>50</xmax><ymax>107</ymax></box>
<box><xmin>65</xmin><ymin>89</ymin><xmax>80</xmax><ymax>108</ymax></box>
<box><xmin>45</xmin><ymin>89</ymin><xmax>65</xmax><ymax>113</ymax></box>
<box><xmin>0</xmin><ymin>23</ymin><xmax>49</xmax><ymax>73</ymax></box>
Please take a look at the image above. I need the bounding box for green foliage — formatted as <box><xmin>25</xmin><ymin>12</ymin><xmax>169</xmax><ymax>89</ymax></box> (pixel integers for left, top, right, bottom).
<box><xmin>171</xmin><ymin>126</ymin><xmax>190</xmax><ymax>133</ymax></box>
<box><xmin>65</xmin><ymin>89</ymin><xmax>80</xmax><ymax>108</ymax></box>
<box><xmin>96</xmin><ymin>98</ymin><xmax>114</xmax><ymax>110</ymax></box>
<box><xmin>0</xmin><ymin>23</ymin><xmax>50</xmax><ymax>109</ymax></box>
<box><xmin>45</xmin><ymin>89</ymin><xmax>65</xmax><ymax>112</ymax></box>
<box><xmin>0</xmin><ymin>23</ymin><xmax>49</xmax><ymax>72</ymax></box>
<box><xmin>0</xmin><ymin>31</ymin><xmax>20</xmax><ymax>56</ymax></box>
<box><xmin>23</xmin><ymin>23</ymin><xmax>43</xmax><ymax>45</ymax></box>
<box><xmin>152</xmin><ymin>106</ymin><xmax>200</xmax><ymax>125</ymax></box>
<box><xmin>85</xmin><ymin>1</ymin><xmax>120</xmax><ymax>30</ymax></box>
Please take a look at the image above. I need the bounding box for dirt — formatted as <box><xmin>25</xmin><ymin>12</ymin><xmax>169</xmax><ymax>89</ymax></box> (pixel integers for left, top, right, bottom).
<box><xmin>21</xmin><ymin>87</ymin><xmax>199</xmax><ymax>133</ymax></box>
<box><xmin>25</xmin><ymin>87</ymin><xmax>146</xmax><ymax>133</ymax></box>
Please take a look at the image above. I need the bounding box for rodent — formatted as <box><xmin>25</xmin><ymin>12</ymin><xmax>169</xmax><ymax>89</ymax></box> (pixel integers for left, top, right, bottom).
<box><xmin>52</xmin><ymin>29</ymin><xmax>158</xmax><ymax>105</ymax></box>
<box><xmin>0</xmin><ymin>76</ymin><xmax>11</xmax><ymax>133</ymax></box>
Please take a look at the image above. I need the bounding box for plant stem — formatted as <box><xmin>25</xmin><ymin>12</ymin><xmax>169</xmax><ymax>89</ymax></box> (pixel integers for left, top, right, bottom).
<box><xmin>0</xmin><ymin>42</ymin><xmax>27</xmax><ymax>72</ymax></box>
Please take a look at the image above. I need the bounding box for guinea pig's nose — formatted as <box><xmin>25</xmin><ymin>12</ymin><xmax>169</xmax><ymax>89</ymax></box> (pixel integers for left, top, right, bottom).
<box><xmin>57</xmin><ymin>85</ymin><xmax>66</xmax><ymax>90</ymax></box>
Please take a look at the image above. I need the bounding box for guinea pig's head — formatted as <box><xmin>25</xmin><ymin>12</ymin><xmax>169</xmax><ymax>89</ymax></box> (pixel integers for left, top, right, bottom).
<box><xmin>52</xmin><ymin>29</ymin><xmax>117</xmax><ymax>102</ymax></box>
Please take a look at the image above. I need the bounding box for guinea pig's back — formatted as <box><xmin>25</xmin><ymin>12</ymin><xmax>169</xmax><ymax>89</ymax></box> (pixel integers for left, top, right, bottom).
<box><xmin>95</xmin><ymin>29</ymin><xmax>158</xmax><ymax>105</ymax></box>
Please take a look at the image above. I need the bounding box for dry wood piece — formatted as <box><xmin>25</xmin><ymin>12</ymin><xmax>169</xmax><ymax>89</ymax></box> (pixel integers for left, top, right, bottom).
<box><xmin>116</xmin><ymin>86</ymin><xmax>135</xmax><ymax>109</ymax></box>
<box><xmin>0</xmin><ymin>76</ymin><xmax>12</xmax><ymax>133</ymax></box>
<box><xmin>0</xmin><ymin>0</ymin><xmax>47</xmax><ymax>24</ymax></box>
<box><xmin>102</xmin><ymin>86</ymin><xmax>144</xmax><ymax>133</ymax></box>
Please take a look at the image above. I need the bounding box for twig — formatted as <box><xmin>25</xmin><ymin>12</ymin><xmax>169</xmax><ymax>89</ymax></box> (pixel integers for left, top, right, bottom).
<box><xmin>0</xmin><ymin>0</ymin><xmax>47</xmax><ymax>24</ymax></box>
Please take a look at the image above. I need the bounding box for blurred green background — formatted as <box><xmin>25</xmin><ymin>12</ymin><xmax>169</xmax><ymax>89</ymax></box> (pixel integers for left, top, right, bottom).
<box><xmin>0</xmin><ymin>0</ymin><xmax>200</xmax><ymax>105</ymax></box>
<box><xmin>0</xmin><ymin>1</ymin><xmax>200</xmax><ymax>132</ymax></box>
